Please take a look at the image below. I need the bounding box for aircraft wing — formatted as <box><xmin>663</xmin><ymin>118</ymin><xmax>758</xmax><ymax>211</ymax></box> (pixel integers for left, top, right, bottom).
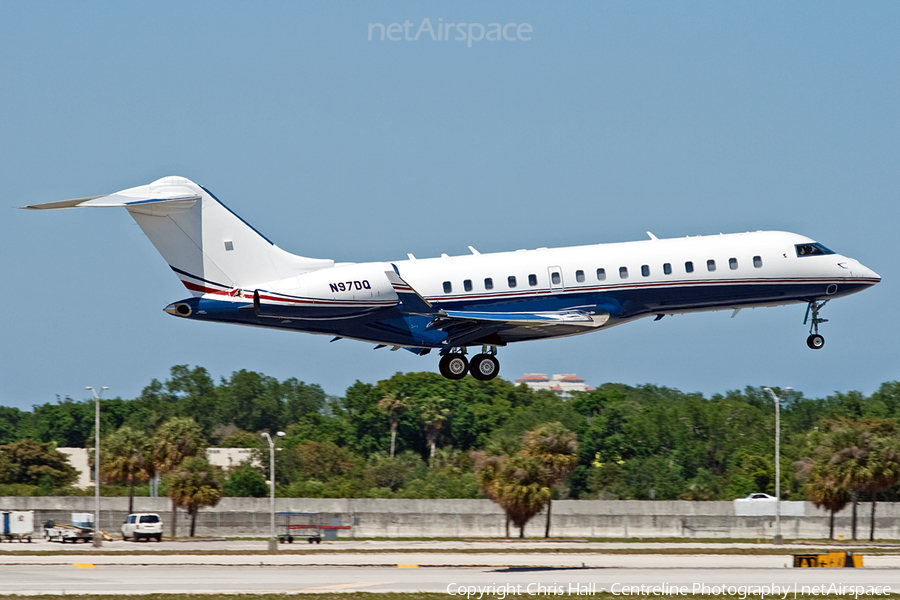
<box><xmin>384</xmin><ymin>267</ymin><xmax>438</xmax><ymax>315</ymax></box>
<box><xmin>384</xmin><ymin>266</ymin><xmax>610</xmax><ymax>347</ymax></box>
<box><xmin>429</xmin><ymin>309</ymin><xmax>609</xmax><ymax>348</ymax></box>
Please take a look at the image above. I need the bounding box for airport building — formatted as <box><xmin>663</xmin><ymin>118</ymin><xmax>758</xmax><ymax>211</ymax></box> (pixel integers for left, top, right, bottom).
<box><xmin>515</xmin><ymin>373</ymin><xmax>594</xmax><ymax>399</ymax></box>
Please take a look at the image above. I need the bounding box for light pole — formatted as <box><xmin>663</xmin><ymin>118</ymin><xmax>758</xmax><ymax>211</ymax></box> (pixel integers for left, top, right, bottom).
<box><xmin>86</xmin><ymin>385</ymin><xmax>108</xmax><ymax>548</ymax></box>
<box><xmin>763</xmin><ymin>386</ymin><xmax>791</xmax><ymax>545</ymax></box>
<box><xmin>261</xmin><ymin>431</ymin><xmax>285</xmax><ymax>551</ymax></box>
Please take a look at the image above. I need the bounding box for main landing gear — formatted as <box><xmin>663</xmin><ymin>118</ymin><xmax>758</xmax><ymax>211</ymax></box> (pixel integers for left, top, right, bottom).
<box><xmin>804</xmin><ymin>300</ymin><xmax>828</xmax><ymax>350</ymax></box>
<box><xmin>438</xmin><ymin>346</ymin><xmax>500</xmax><ymax>381</ymax></box>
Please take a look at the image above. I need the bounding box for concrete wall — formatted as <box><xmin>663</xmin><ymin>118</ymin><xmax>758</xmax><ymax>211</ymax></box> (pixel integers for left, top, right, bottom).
<box><xmin>1</xmin><ymin>497</ymin><xmax>895</xmax><ymax>540</ymax></box>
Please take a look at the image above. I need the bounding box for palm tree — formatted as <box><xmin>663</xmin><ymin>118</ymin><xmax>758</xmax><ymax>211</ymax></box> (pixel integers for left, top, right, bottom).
<box><xmin>494</xmin><ymin>452</ymin><xmax>552</xmax><ymax>538</ymax></box>
<box><xmin>377</xmin><ymin>391</ymin><xmax>413</xmax><ymax>458</ymax></box>
<box><xmin>815</xmin><ymin>418</ymin><xmax>899</xmax><ymax>541</ymax></box>
<box><xmin>522</xmin><ymin>423</ymin><xmax>579</xmax><ymax>538</ymax></box>
<box><xmin>166</xmin><ymin>455</ymin><xmax>222</xmax><ymax>537</ymax></box>
<box><xmin>473</xmin><ymin>449</ymin><xmax>553</xmax><ymax>538</ymax></box>
<box><xmin>472</xmin><ymin>451</ymin><xmax>510</xmax><ymax>537</ymax></box>
<box><xmin>862</xmin><ymin>436</ymin><xmax>900</xmax><ymax>541</ymax></box>
<box><xmin>151</xmin><ymin>417</ymin><xmax>206</xmax><ymax>538</ymax></box>
<box><xmin>100</xmin><ymin>426</ymin><xmax>151</xmax><ymax>514</ymax></box>
<box><xmin>799</xmin><ymin>456</ymin><xmax>850</xmax><ymax>540</ymax></box>
<box><xmin>418</xmin><ymin>396</ymin><xmax>450</xmax><ymax>466</ymax></box>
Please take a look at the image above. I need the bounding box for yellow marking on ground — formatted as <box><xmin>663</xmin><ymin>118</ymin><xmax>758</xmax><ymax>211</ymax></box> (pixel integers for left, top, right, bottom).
<box><xmin>397</xmin><ymin>564</ymin><xmax>419</xmax><ymax>568</ymax></box>
<box><xmin>300</xmin><ymin>582</ymin><xmax>389</xmax><ymax>590</ymax></box>
<box><xmin>73</xmin><ymin>563</ymin><xmax>96</xmax><ymax>569</ymax></box>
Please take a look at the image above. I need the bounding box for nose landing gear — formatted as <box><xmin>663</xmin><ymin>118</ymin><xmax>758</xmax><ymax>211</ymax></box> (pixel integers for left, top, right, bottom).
<box><xmin>439</xmin><ymin>346</ymin><xmax>501</xmax><ymax>380</ymax></box>
<box><xmin>804</xmin><ymin>300</ymin><xmax>828</xmax><ymax>350</ymax></box>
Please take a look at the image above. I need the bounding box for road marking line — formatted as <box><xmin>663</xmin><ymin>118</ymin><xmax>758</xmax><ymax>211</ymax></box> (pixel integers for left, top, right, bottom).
<box><xmin>300</xmin><ymin>582</ymin><xmax>389</xmax><ymax>590</ymax></box>
<box><xmin>397</xmin><ymin>564</ymin><xmax>419</xmax><ymax>568</ymax></box>
<box><xmin>73</xmin><ymin>563</ymin><xmax>96</xmax><ymax>569</ymax></box>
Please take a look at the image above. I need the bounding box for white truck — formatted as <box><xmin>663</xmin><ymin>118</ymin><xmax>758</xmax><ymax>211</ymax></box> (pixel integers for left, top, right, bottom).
<box><xmin>1</xmin><ymin>511</ymin><xmax>33</xmax><ymax>542</ymax></box>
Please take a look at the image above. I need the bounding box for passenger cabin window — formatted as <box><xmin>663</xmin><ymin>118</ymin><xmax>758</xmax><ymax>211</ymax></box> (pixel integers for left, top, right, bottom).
<box><xmin>575</xmin><ymin>270</ymin><xmax>585</xmax><ymax>283</ymax></box>
<box><xmin>753</xmin><ymin>255</ymin><xmax>763</xmax><ymax>268</ymax></box>
<box><xmin>508</xmin><ymin>276</ymin><xmax>517</xmax><ymax>288</ymax></box>
<box><xmin>796</xmin><ymin>243</ymin><xmax>835</xmax><ymax>257</ymax></box>
<box><xmin>663</xmin><ymin>263</ymin><xmax>672</xmax><ymax>275</ymax></box>
<box><xmin>528</xmin><ymin>274</ymin><xmax>537</xmax><ymax>286</ymax></box>
<box><xmin>641</xmin><ymin>265</ymin><xmax>650</xmax><ymax>277</ymax></box>
<box><xmin>551</xmin><ymin>272</ymin><xmax>561</xmax><ymax>285</ymax></box>
<box><xmin>685</xmin><ymin>261</ymin><xmax>694</xmax><ymax>273</ymax></box>
<box><xmin>619</xmin><ymin>267</ymin><xmax>629</xmax><ymax>279</ymax></box>
<box><xmin>707</xmin><ymin>259</ymin><xmax>716</xmax><ymax>272</ymax></box>
<box><xmin>484</xmin><ymin>277</ymin><xmax>493</xmax><ymax>290</ymax></box>
<box><xmin>443</xmin><ymin>281</ymin><xmax>452</xmax><ymax>294</ymax></box>
<box><xmin>464</xmin><ymin>279</ymin><xmax>473</xmax><ymax>292</ymax></box>
<box><xmin>729</xmin><ymin>258</ymin><xmax>738</xmax><ymax>270</ymax></box>
<box><xmin>597</xmin><ymin>268</ymin><xmax>606</xmax><ymax>281</ymax></box>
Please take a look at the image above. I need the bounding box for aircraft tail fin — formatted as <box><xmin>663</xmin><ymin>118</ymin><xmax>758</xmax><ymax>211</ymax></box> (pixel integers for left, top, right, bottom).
<box><xmin>21</xmin><ymin>176</ymin><xmax>333</xmax><ymax>294</ymax></box>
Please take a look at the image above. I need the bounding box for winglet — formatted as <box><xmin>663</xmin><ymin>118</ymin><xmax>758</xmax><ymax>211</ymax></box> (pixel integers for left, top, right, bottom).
<box><xmin>385</xmin><ymin>265</ymin><xmax>439</xmax><ymax>315</ymax></box>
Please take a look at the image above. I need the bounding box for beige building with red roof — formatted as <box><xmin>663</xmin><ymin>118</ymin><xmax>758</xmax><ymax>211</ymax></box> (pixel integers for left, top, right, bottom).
<box><xmin>514</xmin><ymin>373</ymin><xmax>594</xmax><ymax>399</ymax></box>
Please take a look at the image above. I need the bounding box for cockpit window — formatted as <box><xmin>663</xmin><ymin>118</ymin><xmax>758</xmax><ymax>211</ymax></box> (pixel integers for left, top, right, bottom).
<box><xmin>795</xmin><ymin>243</ymin><xmax>835</xmax><ymax>257</ymax></box>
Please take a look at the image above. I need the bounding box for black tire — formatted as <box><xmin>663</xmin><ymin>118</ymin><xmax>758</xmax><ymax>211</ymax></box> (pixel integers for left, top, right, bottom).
<box><xmin>155</xmin><ymin>535</ymin><xmax>162</xmax><ymax>542</ymax></box>
<box><xmin>439</xmin><ymin>354</ymin><xmax>469</xmax><ymax>380</ymax></box>
<box><xmin>807</xmin><ymin>334</ymin><xmax>825</xmax><ymax>349</ymax></box>
<box><xmin>287</xmin><ymin>536</ymin><xmax>294</xmax><ymax>543</ymax></box>
<box><xmin>469</xmin><ymin>354</ymin><xmax>500</xmax><ymax>381</ymax></box>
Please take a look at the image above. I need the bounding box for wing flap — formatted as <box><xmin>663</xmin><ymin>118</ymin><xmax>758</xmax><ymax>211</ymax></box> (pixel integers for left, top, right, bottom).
<box><xmin>439</xmin><ymin>309</ymin><xmax>608</xmax><ymax>327</ymax></box>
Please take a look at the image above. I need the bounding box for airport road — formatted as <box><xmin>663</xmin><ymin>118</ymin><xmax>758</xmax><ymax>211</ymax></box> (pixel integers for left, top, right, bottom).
<box><xmin>0</xmin><ymin>563</ymin><xmax>899</xmax><ymax>595</ymax></box>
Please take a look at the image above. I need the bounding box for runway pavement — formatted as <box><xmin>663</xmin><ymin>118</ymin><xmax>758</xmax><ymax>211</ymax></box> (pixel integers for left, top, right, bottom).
<box><xmin>2</xmin><ymin>539</ymin><xmax>898</xmax><ymax>595</ymax></box>
<box><xmin>0</xmin><ymin>563</ymin><xmax>898</xmax><ymax>595</ymax></box>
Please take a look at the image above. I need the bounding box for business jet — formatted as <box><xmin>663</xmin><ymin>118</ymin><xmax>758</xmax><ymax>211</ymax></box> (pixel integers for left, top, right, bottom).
<box><xmin>22</xmin><ymin>176</ymin><xmax>880</xmax><ymax>381</ymax></box>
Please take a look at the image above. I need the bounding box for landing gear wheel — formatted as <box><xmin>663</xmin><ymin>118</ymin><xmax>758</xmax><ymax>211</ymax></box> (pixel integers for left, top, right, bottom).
<box><xmin>807</xmin><ymin>334</ymin><xmax>825</xmax><ymax>349</ymax></box>
<box><xmin>439</xmin><ymin>354</ymin><xmax>469</xmax><ymax>380</ymax></box>
<box><xmin>469</xmin><ymin>354</ymin><xmax>500</xmax><ymax>381</ymax></box>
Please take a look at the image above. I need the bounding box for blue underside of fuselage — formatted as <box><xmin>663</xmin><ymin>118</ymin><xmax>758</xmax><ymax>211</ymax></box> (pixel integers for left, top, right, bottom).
<box><xmin>175</xmin><ymin>279</ymin><xmax>874</xmax><ymax>348</ymax></box>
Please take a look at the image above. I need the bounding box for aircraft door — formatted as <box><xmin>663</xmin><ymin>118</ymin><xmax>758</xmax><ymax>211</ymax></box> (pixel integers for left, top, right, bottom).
<box><xmin>548</xmin><ymin>266</ymin><xmax>564</xmax><ymax>291</ymax></box>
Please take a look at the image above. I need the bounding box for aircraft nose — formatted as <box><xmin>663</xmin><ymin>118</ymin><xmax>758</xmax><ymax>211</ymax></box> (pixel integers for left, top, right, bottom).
<box><xmin>853</xmin><ymin>261</ymin><xmax>880</xmax><ymax>282</ymax></box>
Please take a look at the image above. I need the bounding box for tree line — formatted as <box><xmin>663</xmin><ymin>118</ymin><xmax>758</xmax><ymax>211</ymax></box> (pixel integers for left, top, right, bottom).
<box><xmin>1</xmin><ymin>366</ymin><xmax>900</xmax><ymax>537</ymax></box>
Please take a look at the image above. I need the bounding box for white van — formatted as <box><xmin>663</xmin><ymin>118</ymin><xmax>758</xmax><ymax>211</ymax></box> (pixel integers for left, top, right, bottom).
<box><xmin>121</xmin><ymin>513</ymin><xmax>163</xmax><ymax>542</ymax></box>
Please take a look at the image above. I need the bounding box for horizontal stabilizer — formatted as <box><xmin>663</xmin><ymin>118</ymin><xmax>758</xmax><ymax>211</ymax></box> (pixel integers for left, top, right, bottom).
<box><xmin>20</xmin><ymin>188</ymin><xmax>200</xmax><ymax>210</ymax></box>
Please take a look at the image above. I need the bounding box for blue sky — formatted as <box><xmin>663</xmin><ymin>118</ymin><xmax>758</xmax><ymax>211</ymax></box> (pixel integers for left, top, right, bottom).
<box><xmin>2</xmin><ymin>2</ymin><xmax>898</xmax><ymax>410</ymax></box>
